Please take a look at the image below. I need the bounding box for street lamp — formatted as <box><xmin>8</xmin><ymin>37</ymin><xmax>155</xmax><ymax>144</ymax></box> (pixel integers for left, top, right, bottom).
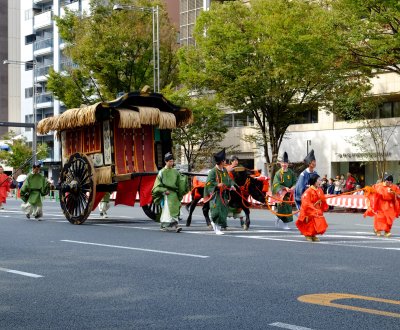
<box><xmin>113</xmin><ymin>3</ymin><xmax>160</xmax><ymax>93</ymax></box>
<box><xmin>3</xmin><ymin>59</ymin><xmax>37</xmax><ymax>164</ymax></box>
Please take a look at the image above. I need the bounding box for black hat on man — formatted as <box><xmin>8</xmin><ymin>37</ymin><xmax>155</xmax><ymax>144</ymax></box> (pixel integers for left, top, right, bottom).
<box><xmin>308</xmin><ymin>173</ymin><xmax>320</xmax><ymax>186</ymax></box>
<box><xmin>281</xmin><ymin>151</ymin><xmax>289</xmax><ymax>163</ymax></box>
<box><xmin>304</xmin><ymin>149</ymin><xmax>315</xmax><ymax>164</ymax></box>
<box><xmin>214</xmin><ymin>148</ymin><xmax>226</xmax><ymax>163</ymax></box>
<box><xmin>164</xmin><ymin>152</ymin><xmax>174</xmax><ymax>162</ymax></box>
<box><xmin>383</xmin><ymin>174</ymin><xmax>393</xmax><ymax>182</ymax></box>
<box><xmin>33</xmin><ymin>162</ymin><xmax>41</xmax><ymax>168</ymax></box>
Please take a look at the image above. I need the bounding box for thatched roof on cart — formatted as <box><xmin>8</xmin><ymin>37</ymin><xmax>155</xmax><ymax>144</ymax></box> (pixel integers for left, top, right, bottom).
<box><xmin>37</xmin><ymin>90</ymin><xmax>193</xmax><ymax>134</ymax></box>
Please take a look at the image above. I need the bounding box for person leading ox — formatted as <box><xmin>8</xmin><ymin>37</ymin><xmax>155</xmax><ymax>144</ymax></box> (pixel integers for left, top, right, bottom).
<box><xmin>272</xmin><ymin>151</ymin><xmax>297</xmax><ymax>230</ymax></box>
<box><xmin>204</xmin><ymin>149</ymin><xmax>235</xmax><ymax>235</ymax></box>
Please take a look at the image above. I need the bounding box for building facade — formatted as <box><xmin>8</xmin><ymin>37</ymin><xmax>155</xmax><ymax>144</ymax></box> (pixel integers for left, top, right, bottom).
<box><xmin>17</xmin><ymin>0</ymin><xmax>180</xmax><ymax>181</ymax></box>
<box><xmin>2</xmin><ymin>1</ymin><xmax>21</xmax><ymax>138</ymax></box>
<box><xmin>271</xmin><ymin>71</ymin><xmax>400</xmax><ymax>186</ymax></box>
<box><xmin>19</xmin><ymin>0</ymin><xmax>92</xmax><ymax>181</ymax></box>
<box><xmin>178</xmin><ymin>1</ymin><xmax>400</xmax><ymax>185</ymax></box>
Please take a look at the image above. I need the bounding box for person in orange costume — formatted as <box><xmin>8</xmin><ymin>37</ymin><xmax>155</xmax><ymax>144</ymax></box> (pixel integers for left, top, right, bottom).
<box><xmin>0</xmin><ymin>166</ymin><xmax>11</xmax><ymax>210</ymax></box>
<box><xmin>296</xmin><ymin>173</ymin><xmax>328</xmax><ymax>242</ymax></box>
<box><xmin>364</xmin><ymin>174</ymin><xmax>400</xmax><ymax>237</ymax></box>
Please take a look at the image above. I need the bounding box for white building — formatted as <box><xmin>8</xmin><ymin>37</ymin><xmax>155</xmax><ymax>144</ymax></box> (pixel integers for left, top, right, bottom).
<box><xmin>19</xmin><ymin>0</ymin><xmax>91</xmax><ymax>180</ymax></box>
<box><xmin>179</xmin><ymin>0</ymin><xmax>400</xmax><ymax>185</ymax></box>
<box><xmin>274</xmin><ymin>71</ymin><xmax>400</xmax><ymax>186</ymax></box>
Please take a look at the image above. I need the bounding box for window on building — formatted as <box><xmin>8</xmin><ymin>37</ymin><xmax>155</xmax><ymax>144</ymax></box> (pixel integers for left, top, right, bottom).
<box><xmin>24</xmin><ymin>61</ymin><xmax>34</xmax><ymax>71</ymax></box>
<box><xmin>378</xmin><ymin>101</ymin><xmax>400</xmax><ymax>119</ymax></box>
<box><xmin>25</xmin><ymin>115</ymin><xmax>33</xmax><ymax>131</ymax></box>
<box><xmin>223</xmin><ymin>114</ymin><xmax>233</xmax><ymax>127</ymax></box>
<box><xmin>25</xmin><ymin>9</ymin><xmax>33</xmax><ymax>20</ymax></box>
<box><xmin>336</xmin><ymin>99</ymin><xmax>400</xmax><ymax>121</ymax></box>
<box><xmin>292</xmin><ymin>108</ymin><xmax>318</xmax><ymax>124</ymax></box>
<box><xmin>25</xmin><ymin>34</ymin><xmax>36</xmax><ymax>45</ymax></box>
<box><xmin>393</xmin><ymin>101</ymin><xmax>400</xmax><ymax>117</ymax></box>
<box><xmin>25</xmin><ymin>88</ymin><xmax>33</xmax><ymax>98</ymax></box>
<box><xmin>379</xmin><ymin>102</ymin><xmax>392</xmax><ymax>118</ymax></box>
<box><xmin>223</xmin><ymin>113</ymin><xmax>255</xmax><ymax>127</ymax></box>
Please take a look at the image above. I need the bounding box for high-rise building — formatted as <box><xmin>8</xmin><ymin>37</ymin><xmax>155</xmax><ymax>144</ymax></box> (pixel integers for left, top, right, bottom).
<box><xmin>18</xmin><ymin>0</ymin><xmax>179</xmax><ymax>181</ymax></box>
<box><xmin>2</xmin><ymin>1</ymin><xmax>21</xmax><ymax>138</ymax></box>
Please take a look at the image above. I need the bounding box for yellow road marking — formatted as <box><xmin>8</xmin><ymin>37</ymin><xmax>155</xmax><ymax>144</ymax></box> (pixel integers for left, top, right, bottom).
<box><xmin>298</xmin><ymin>293</ymin><xmax>400</xmax><ymax>318</ymax></box>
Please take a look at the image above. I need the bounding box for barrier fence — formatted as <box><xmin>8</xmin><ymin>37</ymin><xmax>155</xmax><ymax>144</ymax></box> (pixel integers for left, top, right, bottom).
<box><xmin>9</xmin><ymin>189</ymin><xmax>369</xmax><ymax>210</ymax></box>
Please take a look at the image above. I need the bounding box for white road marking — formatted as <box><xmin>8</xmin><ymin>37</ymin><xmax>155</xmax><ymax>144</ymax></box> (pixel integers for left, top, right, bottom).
<box><xmin>269</xmin><ymin>322</ymin><xmax>314</xmax><ymax>330</ymax></box>
<box><xmin>0</xmin><ymin>267</ymin><xmax>43</xmax><ymax>278</ymax></box>
<box><xmin>92</xmin><ymin>224</ymin><xmax>162</xmax><ymax>231</ymax></box>
<box><xmin>61</xmin><ymin>240</ymin><xmax>209</xmax><ymax>258</ymax></box>
<box><xmin>234</xmin><ymin>235</ymin><xmax>400</xmax><ymax>250</ymax></box>
<box><xmin>0</xmin><ymin>210</ymin><xmax>22</xmax><ymax>213</ymax></box>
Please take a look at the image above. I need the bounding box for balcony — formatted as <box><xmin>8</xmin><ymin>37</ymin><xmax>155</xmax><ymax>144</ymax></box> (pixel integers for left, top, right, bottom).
<box><xmin>35</xmin><ymin>65</ymin><xmax>52</xmax><ymax>81</ymax></box>
<box><xmin>33</xmin><ymin>38</ymin><xmax>53</xmax><ymax>56</ymax></box>
<box><xmin>33</xmin><ymin>10</ymin><xmax>52</xmax><ymax>30</ymax></box>
<box><xmin>33</xmin><ymin>0</ymin><xmax>53</xmax><ymax>4</ymax></box>
<box><xmin>36</xmin><ymin>92</ymin><xmax>53</xmax><ymax>109</ymax></box>
<box><xmin>60</xmin><ymin>1</ymin><xmax>80</xmax><ymax>17</ymax></box>
<box><xmin>60</xmin><ymin>60</ymin><xmax>79</xmax><ymax>72</ymax></box>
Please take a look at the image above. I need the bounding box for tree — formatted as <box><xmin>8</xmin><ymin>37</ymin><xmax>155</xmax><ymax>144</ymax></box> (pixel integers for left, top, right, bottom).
<box><xmin>330</xmin><ymin>0</ymin><xmax>400</xmax><ymax>75</ymax></box>
<box><xmin>334</xmin><ymin>94</ymin><xmax>399</xmax><ymax>179</ymax></box>
<box><xmin>0</xmin><ymin>132</ymin><xmax>49</xmax><ymax>174</ymax></box>
<box><xmin>178</xmin><ymin>0</ymin><xmax>369</xmax><ymax>177</ymax></box>
<box><xmin>163</xmin><ymin>86</ymin><xmax>231</xmax><ymax>171</ymax></box>
<box><xmin>48</xmin><ymin>0</ymin><xmax>179</xmax><ymax>106</ymax></box>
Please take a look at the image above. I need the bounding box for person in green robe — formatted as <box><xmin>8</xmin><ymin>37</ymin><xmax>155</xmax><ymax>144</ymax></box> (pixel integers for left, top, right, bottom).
<box><xmin>272</xmin><ymin>151</ymin><xmax>297</xmax><ymax>229</ymax></box>
<box><xmin>152</xmin><ymin>152</ymin><xmax>188</xmax><ymax>233</ymax></box>
<box><xmin>20</xmin><ymin>163</ymin><xmax>50</xmax><ymax>220</ymax></box>
<box><xmin>99</xmin><ymin>192</ymin><xmax>111</xmax><ymax>218</ymax></box>
<box><xmin>204</xmin><ymin>149</ymin><xmax>235</xmax><ymax>235</ymax></box>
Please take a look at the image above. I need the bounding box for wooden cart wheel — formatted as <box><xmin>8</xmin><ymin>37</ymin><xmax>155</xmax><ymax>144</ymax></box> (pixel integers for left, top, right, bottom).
<box><xmin>142</xmin><ymin>202</ymin><xmax>161</xmax><ymax>221</ymax></box>
<box><xmin>60</xmin><ymin>153</ymin><xmax>96</xmax><ymax>224</ymax></box>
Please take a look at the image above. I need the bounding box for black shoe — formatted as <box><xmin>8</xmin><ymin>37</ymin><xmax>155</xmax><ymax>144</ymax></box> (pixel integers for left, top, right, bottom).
<box><xmin>176</xmin><ymin>226</ymin><xmax>182</xmax><ymax>233</ymax></box>
<box><xmin>26</xmin><ymin>214</ymin><xmax>30</xmax><ymax>219</ymax></box>
<box><xmin>34</xmin><ymin>215</ymin><xmax>40</xmax><ymax>220</ymax></box>
<box><xmin>100</xmin><ymin>212</ymin><xmax>103</xmax><ymax>217</ymax></box>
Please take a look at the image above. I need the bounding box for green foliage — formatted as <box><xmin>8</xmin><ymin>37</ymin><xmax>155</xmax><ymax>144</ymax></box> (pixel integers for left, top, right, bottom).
<box><xmin>178</xmin><ymin>0</ymin><xmax>369</xmax><ymax>176</ymax></box>
<box><xmin>0</xmin><ymin>132</ymin><xmax>49</xmax><ymax>174</ymax></box>
<box><xmin>331</xmin><ymin>0</ymin><xmax>400</xmax><ymax>74</ymax></box>
<box><xmin>49</xmin><ymin>0</ymin><xmax>179</xmax><ymax>104</ymax></box>
<box><xmin>163</xmin><ymin>85</ymin><xmax>230</xmax><ymax>171</ymax></box>
<box><xmin>47</xmin><ymin>68</ymin><xmax>96</xmax><ymax>108</ymax></box>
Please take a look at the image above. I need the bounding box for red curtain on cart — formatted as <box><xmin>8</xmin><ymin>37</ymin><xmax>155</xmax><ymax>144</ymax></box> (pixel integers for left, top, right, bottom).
<box><xmin>114</xmin><ymin>175</ymin><xmax>157</xmax><ymax>207</ymax></box>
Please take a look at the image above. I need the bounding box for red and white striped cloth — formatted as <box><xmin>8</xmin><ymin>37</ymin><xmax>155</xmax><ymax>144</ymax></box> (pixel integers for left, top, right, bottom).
<box><xmin>326</xmin><ymin>194</ymin><xmax>368</xmax><ymax>209</ymax></box>
<box><xmin>110</xmin><ymin>191</ymin><xmax>368</xmax><ymax>209</ymax></box>
<box><xmin>110</xmin><ymin>191</ymin><xmax>262</xmax><ymax>205</ymax></box>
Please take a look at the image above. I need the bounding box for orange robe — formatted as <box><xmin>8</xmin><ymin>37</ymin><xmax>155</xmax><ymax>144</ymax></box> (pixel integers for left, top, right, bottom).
<box><xmin>296</xmin><ymin>186</ymin><xmax>329</xmax><ymax>237</ymax></box>
<box><xmin>364</xmin><ymin>183</ymin><xmax>400</xmax><ymax>233</ymax></box>
<box><xmin>0</xmin><ymin>173</ymin><xmax>10</xmax><ymax>204</ymax></box>
<box><xmin>192</xmin><ymin>176</ymin><xmax>206</xmax><ymax>199</ymax></box>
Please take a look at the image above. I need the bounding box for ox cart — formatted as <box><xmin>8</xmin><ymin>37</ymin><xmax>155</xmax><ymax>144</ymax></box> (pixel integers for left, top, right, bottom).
<box><xmin>37</xmin><ymin>90</ymin><xmax>192</xmax><ymax>224</ymax></box>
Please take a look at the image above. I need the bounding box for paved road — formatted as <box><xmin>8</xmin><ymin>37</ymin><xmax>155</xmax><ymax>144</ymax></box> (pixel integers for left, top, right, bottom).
<box><xmin>0</xmin><ymin>199</ymin><xmax>399</xmax><ymax>329</ymax></box>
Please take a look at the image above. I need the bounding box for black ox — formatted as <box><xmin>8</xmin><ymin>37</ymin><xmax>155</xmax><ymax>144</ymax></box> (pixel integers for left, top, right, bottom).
<box><xmin>185</xmin><ymin>168</ymin><xmax>267</xmax><ymax>230</ymax></box>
